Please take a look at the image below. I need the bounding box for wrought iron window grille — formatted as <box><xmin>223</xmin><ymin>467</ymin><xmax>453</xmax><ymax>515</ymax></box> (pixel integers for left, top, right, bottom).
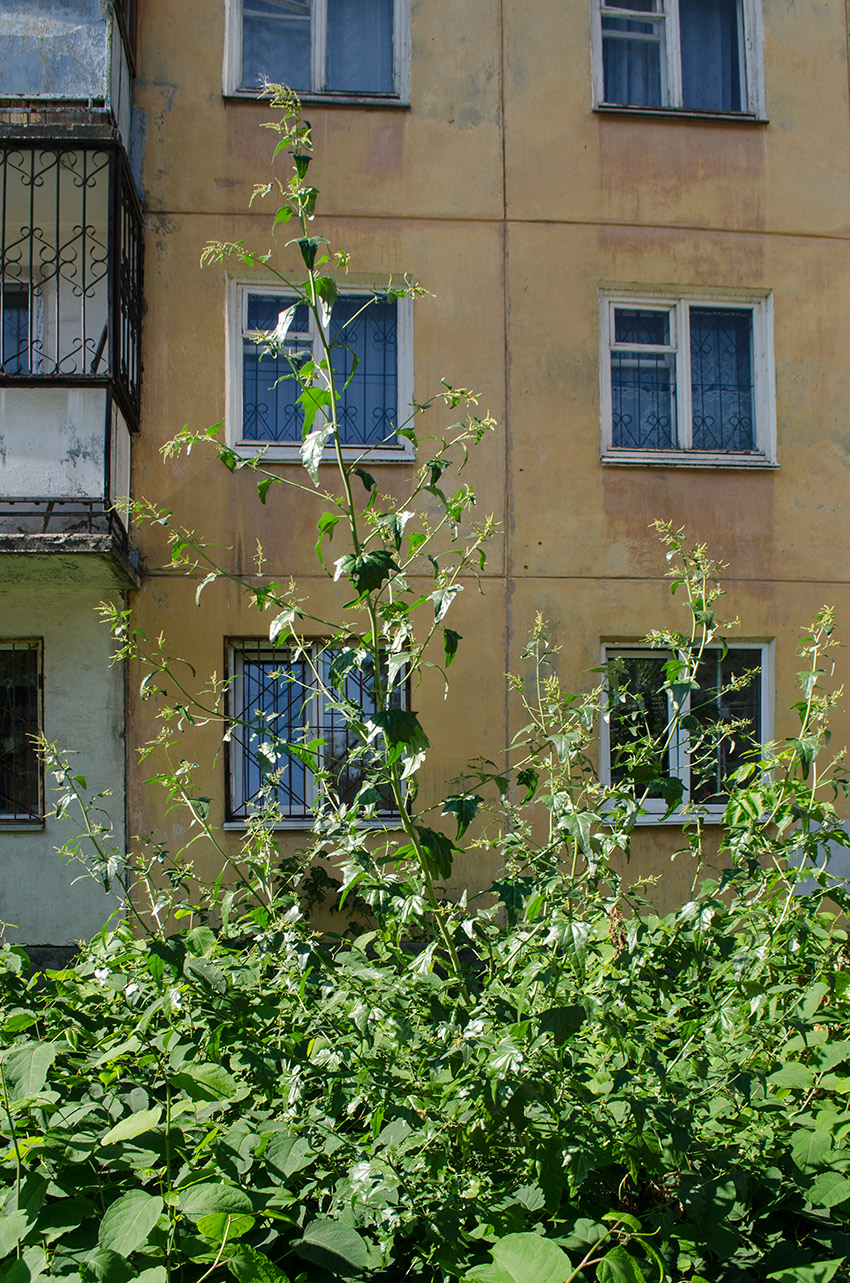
<box><xmin>0</xmin><ymin>639</ymin><xmax>43</xmax><ymax>825</ymax></box>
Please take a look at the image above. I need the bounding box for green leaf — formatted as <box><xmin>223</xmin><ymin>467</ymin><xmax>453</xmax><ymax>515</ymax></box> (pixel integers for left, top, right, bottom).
<box><xmin>516</xmin><ymin>767</ymin><xmax>539</xmax><ymax>802</ymax></box>
<box><xmin>296</xmin><ymin>1219</ymin><xmax>369</xmax><ymax>1274</ymax></box>
<box><xmin>800</xmin><ymin>981</ymin><xmax>830</xmax><ymax>1020</ymax></box>
<box><xmin>770</xmin><ymin>1062</ymin><xmax>815</xmax><ymax>1090</ymax></box>
<box><xmin>371</xmin><ymin>708</ymin><xmax>429</xmax><ymax>751</ymax></box>
<box><xmin>265</xmin><ymin>1133</ymin><xmax>313</xmax><ymax>1177</ymax></box>
<box><xmin>98</xmin><ymin>1191</ymin><xmax>164</xmax><ymax>1257</ymax></box>
<box><xmin>173</xmin><ymin>1062</ymin><xmax>238</xmax><ymax>1102</ymax></box>
<box><xmin>1</xmin><ymin>1012</ymin><xmax>37</xmax><ymax>1034</ymax></box>
<box><xmin>269</xmin><ymin>607</ymin><xmax>297</xmax><ymax>646</ymax></box>
<box><xmin>430</xmin><ymin>584</ymin><xmax>463</xmax><ymax>623</ymax></box>
<box><xmin>227</xmin><ymin>1245</ymin><xmax>289</xmax><ymax>1283</ymax></box>
<box><xmin>197</xmin><ymin>1213</ymin><xmax>256</xmax><ymax>1242</ymax></box>
<box><xmin>301</xmin><ymin>421</ymin><xmax>333</xmax><ymax>481</ymax></box>
<box><xmin>596</xmin><ymin>1246</ymin><xmax>648</xmax><ymax>1283</ymax></box>
<box><xmin>539</xmin><ymin>1005</ymin><xmax>585</xmax><ymax>1044</ymax></box>
<box><xmin>0</xmin><ymin>1211</ymin><xmax>28</xmax><ymax>1257</ymax></box>
<box><xmin>335</xmin><ymin>550</ymin><xmax>398</xmax><ymax>596</ymax></box>
<box><xmin>314</xmin><ymin>274</ymin><xmax>338</xmax><ymax>326</ymax></box>
<box><xmin>443</xmin><ymin>627</ymin><xmax>462</xmax><ymax>667</ymax></box>
<box><xmin>257</xmin><ymin>477</ymin><xmax>273</xmax><ymax>504</ymax></box>
<box><xmin>767</xmin><ymin>1262</ymin><xmax>845</xmax><ymax>1282</ymax></box>
<box><xmin>35</xmin><ymin>1197</ymin><xmax>94</xmax><ymax>1243</ymax></box>
<box><xmin>465</xmin><ymin>1265</ymin><xmax>514</xmax><ymax>1283</ymax></box>
<box><xmin>185</xmin><ymin>925</ymin><xmax>217</xmax><ymax>957</ymax></box>
<box><xmin>559</xmin><ymin>808</ymin><xmax>593</xmax><ymax>855</ymax></box>
<box><xmin>415</xmin><ymin>826</ymin><xmax>457</xmax><ymax>880</ymax></box>
<box><xmin>294</xmin><ymin>235</ymin><xmax>329</xmax><ymax>269</ymax></box>
<box><xmin>1</xmin><ymin>1041</ymin><xmax>58</xmax><ymax>1098</ymax></box>
<box><xmin>353</xmin><ymin>467</ymin><xmax>376</xmax><ymax>492</ymax></box>
<box><xmin>180</xmin><ymin>1183</ymin><xmax>254</xmax><ymax>1220</ymax></box>
<box><xmin>442</xmin><ymin>793</ymin><xmax>482</xmax><ymax>839</ymax></box>
<box><xmin>807</xmin><ymin>1172</ymin><xmax>850</xmax><ymax>1208</ymax></box>
<box><xmin>84</xmin><ymin>1249</ymin><xmax>138</xmax><ymax>1283</ymax></box>
<box><xmin>791</xmin><ymin>1127</ymin><xmax>832</xmax><ymax>1172</ymax></box>
<box><xmin>425</xmin><ymin>457</ymin><xmax>449</xmax><ymax>487</ymax></box>
<box><xmin>101</xmin><ymin>1106</ymin><xmax>163</xmax><ymax>1145</ymax></box>
<box><xmin>315</xmin><ymin>512</ymin><xmax>340</xmax><ymax>567</ymax></box>
<box><xmin>487</xmin><ymin>1233</ymin><xmax>573</xmax><ymax>1283</ymax></box>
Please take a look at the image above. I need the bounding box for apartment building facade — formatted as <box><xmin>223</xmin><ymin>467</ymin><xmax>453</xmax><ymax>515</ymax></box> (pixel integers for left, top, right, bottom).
<box><xmin>2</xmin><ymin>0</ymin><xmax>849</xmax><ymax>947</ymax></box>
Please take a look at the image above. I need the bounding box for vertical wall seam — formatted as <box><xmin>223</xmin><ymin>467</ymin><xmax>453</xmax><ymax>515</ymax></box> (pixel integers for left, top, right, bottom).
<box><xmin>498</xmin><ymin>0</ymin><xmax>511</xmax><ymax>780</ymax></box>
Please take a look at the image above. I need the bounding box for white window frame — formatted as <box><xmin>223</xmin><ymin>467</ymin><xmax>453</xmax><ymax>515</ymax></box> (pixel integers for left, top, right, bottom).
<box><xmin>599</xmin><ymin>641</ymin><xmax>774</xmax><ymax>823</ymax></box>
<box><xmin>226</xmin><ymin>278</ymin><xmax>415</xmax><ymax>464</ymax></box>
<box><xmin>225</xmin><ymin>640</ymin><xmax>407</xmax><ymax>829</ymax></box>
<box><xmin>599</xmin><ymin>290</ymin><xmax>776</xmax><ymax>467</ymax></box>
<box><xmin>223</xmin><ymin>0</ymin><xmax>410</xmax><ymax>103</ymax></box>
<box><xmin>591</xmin><ymin>0</ymin><xmax>766</xmax><ymax>119</ymax></box>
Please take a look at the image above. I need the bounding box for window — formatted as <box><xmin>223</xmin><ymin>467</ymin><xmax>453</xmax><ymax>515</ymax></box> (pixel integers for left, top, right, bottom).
<box><xmin>600</xmin><ymin>293</ymin><xmax>775</xmax><ymax>465</ymax></box>
<box><xmin>225</xmin><ymin>0</ymin><xmax>409</xmax><ymax>101</ymax></box>
<box><xmin>0</xmin><ymin>641</ymin><xmax>43</xmax><ymax>825</ymax></box>
<box><xmin>593</xmin><ymin>0</ymin><xmax>764</xmax><ymax>116</ymax></box>
<box><xmin>226</xmin><ymin>642</ymin><xmax>406</xmax><ymax>825</ymax></box>
<box><xmin>230</xmin><ymin>285</ymin><xmax>414</xmax><ymax>462</ymax></box>
<box><xmin>601</xmin><ymin>643</ymin><xmax>771</xmax><ymax>818</ymax></box>
<box><xmin>1</xmin><ymin>288</ymin><xmax>29</xmax><ymax>375</ymax></box>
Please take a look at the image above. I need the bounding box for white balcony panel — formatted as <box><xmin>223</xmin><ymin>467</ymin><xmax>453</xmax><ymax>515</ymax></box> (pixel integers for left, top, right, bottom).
<box><xmin>0</xmin><ymin>385</ymin><xmax>107</xmax><ymax>499</ymax></box>
<box><xmin>0</xmin><ymin>1</ymin><xmax>110</xmax><ymax>102</ymax></box>
<box><xmin>110</xmin><ymin>398</ymin><xmax>131</xmax><ymax>510</ymax></box>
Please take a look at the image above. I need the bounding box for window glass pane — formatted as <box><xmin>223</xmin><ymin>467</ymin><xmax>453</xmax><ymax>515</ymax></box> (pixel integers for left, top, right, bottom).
<box><xmin>330</xmin><ymin>295</ymin><xmax>398</xmax><ymax>446</ymax></box>
<box><xmin>602</xmin><ymin>16</ymin><xmax>663</xmax><ymax>106</ymax></box>
<box><xmin>0</xmin><ymin>642</ymin><xmax>41</xmax><ymax>822</ymax></box>
<box><xmin>611</xmin><ymin>351</ymin><xmax>676</xmax><ymax>449</ymax></box>
<box><xmin>1</xmin><ymin>289</ymin><xmax>29</xmax><ymax>374</ymax></box>
<box><xmin>614</xmin><ymin>308</ymin><xmax>670</xmax><ymax>347</ymax></box>
<box><xmin>679</xmin><ymin>0</ymin><xmax>743</xmax><ymax>111</ymax></box>
<box><xmin>608</xmin><ymin>655</ymin><xmax>672</xmax><ymax>796</ymax></box>
<box><xmin>242</xmin><ymin>0</ymin><xmax>311</xmax><ymax>92</ymax></box>
<box><xmin>691</xmin><ymin>649</ymin><xmax>761</xmax><ymax>802</ymax></box>
<box><xmin>321</xmin><ymin>651</ymin><xmax>402</xmax><ymax>810</ymax></box>
<box><xmin>690</xmin><ymin>308</ymin><xmax>754</xmax><ymax>451</ymax></box>
<box><xmin>326</xmin><ymin>0</ymin><xmax>394</xmax><ymax>94</ymax></box>
<box><xmin>234</xmin><ymin>649</ymin><xmax>312</xmax><ymax>818</ymax></box>
<box><xmin>241</xmin><ymin>292</ymin><xmax>399</xmax><ymax>448</ymax></box>
<box><xmin>243</xmin><ymin>296</ymin><xmax>311</xmax><ymax>443</ymax></box>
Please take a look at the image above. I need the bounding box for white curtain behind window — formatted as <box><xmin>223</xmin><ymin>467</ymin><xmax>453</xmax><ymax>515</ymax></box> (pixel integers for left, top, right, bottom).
<box><xmin>679</xmin><ymin>0</ymin><xmax>743</xmax><ymax>111</ymax></box>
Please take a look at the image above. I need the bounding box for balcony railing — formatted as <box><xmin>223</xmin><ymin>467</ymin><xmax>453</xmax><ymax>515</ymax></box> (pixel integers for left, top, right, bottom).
<box><xmin>0</xmin><ymin>499</ymin><xmax>128</xmax><ymax>549</ymax></box>
<box><xmin>0</xmin><ymin>143</ymin><xmax>142</xmax><ymax>423</ymax></box>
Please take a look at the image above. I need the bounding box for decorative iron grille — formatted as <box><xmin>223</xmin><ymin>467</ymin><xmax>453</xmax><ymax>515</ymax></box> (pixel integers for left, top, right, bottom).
<box><xmin>0</xmin><ymin>639</ymin><xmax>42</xmax><ymax>824</ymax></box>
<box><xmin>0</xmin><ymin>143</ymin><xmax>142</xmax><ymax>424</ymax></box>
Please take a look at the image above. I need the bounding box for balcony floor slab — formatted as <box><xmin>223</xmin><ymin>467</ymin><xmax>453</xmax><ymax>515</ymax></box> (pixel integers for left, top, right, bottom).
<box><xmin>0</xmin><ymin>536</ymin><xmax>140</xmax><ymax>589</ymax></box>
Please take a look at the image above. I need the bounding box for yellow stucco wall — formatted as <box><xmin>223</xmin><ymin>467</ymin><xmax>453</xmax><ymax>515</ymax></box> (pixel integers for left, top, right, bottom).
<box><xmin>128</xmin><ymin>0</ymin><xmax>850</xmax><ymax>915</ymax></box>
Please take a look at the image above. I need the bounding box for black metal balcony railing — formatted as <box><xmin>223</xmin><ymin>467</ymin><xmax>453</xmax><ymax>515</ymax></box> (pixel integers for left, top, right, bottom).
<box><xmin>0</xmin><ymin>142</ymin><xmax>142</xmax><ymax>425</ymax></box>
<box><xmin>0</xmin><ymin>498</ymin><xmax>129</xmax><ymax>551</ymax></box>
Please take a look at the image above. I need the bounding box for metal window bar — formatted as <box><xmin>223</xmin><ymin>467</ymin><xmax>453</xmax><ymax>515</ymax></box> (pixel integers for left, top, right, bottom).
<box><xmin>0</xmin><ymin>640</ymin><xmax>43</xmax><ymax>823</ymax></box>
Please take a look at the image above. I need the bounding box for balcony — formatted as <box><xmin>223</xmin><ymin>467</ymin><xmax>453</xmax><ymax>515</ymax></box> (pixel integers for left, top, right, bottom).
<box><xmin>0</xmin><ymin>1</ymin><xmax>135</xmax><ymax>148</ymax></box>
<box><xmin>0</xmin><ymin>141</ymin><xmax>141</xmax><ymax>581</ymax></box>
